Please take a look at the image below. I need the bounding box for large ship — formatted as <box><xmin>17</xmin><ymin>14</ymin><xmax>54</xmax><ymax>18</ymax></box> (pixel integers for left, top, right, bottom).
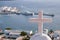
<box><xmin>0</xmin><ymin>6</ymin><xmax>21</xmax><ymax>15</ymax></box>
<box><xmin>0</xmin><ymin>6</ymin><xmax>54</xmax><ymax>17</ymax></box>
<box><xmin>0</xmin><ymin>6</ymin><xmax>34</xmax><ymax>16</ymax></box>
<box><xmin>21</xmin><ymin>11</ymin><xmax>34</xmax><ymax>16</ymax></box>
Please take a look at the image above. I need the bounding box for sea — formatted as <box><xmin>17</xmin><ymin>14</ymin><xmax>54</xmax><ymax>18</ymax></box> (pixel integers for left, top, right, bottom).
<box><xmin>0</xmin><ymin>1</ymin><xmax>60</xmax><ymax>32</ymax></box>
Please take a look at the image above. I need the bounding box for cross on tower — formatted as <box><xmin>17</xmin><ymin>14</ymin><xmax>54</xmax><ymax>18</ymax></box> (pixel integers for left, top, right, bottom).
<box><xmin>29</xmin><ymin>11</ymin><xmax>52</xmax><ymax>34</ymax></box>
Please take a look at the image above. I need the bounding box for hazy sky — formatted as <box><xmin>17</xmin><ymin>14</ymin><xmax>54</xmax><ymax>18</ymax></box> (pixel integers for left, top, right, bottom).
<box><xmin>19</xmin><ymin>0</ymin><xmax>60</xmax><ymax>2</ymax></box>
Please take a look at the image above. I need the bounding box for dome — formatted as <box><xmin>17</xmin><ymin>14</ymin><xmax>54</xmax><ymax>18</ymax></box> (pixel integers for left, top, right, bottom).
<box><xmin>30</xmin><ymin>33</ymin><xmax>51</xmax><ymax>40</ymax></box>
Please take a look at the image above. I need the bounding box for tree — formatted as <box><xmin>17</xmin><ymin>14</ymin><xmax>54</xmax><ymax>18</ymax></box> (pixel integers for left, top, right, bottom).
<box><xmin>5</xmin><ymin>27</ymin><xmax>12</xmax><ymax>30</ymax></box>
<box><xmin>20</xmin><ymin>31</ymin><xmax>27</xmax><ymax>36</ymax></box>
<box><xmin>49</xmin><ymin>29</ymin><xmax>54</xmax><ymax>34</ymax></box>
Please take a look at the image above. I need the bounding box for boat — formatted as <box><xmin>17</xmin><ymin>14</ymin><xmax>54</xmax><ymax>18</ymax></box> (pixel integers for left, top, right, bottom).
<box><xmin>0</xmin><ymin>6</ymin><xmax>21</xmax><ymax>15</ymax></box>
<box><xmin>35</xmin><ymin>13</ymin><xmax>54</xmax><ymax>17</ymax></box>
<box><xmin>21</xmin><ymin>11</ymin><xmax>34</xmax><ymax>16</ymax></box>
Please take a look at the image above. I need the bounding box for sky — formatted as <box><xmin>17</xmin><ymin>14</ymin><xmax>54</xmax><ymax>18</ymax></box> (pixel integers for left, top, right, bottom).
<box><xmin>0</xmin><ymin>0</ymin><xmax>60</xmax><ymax>13</ymax></box>
<box><xmin>19</xmin><ymin>0</ymin><xmax>60</xmax><ymax>2</ymax></box>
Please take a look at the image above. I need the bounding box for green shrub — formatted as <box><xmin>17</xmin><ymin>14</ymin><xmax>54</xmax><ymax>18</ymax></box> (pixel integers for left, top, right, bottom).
<box><xmin>49</xmin><ymin>29</ymin><xmax>54</xmax><ymax>33</ymax></box>
<box><xmin>5</xmin><ymin>27</ymin><xmax>12</xmax><ymax>30</ymax></box>
<box><xmin>20</xmin><ymin>31</ymin><xmax>27</xmax><ymax>36</ymax></box>
<box><xmin>0</xmin><ymin>33</ymin><xmax>4</xmax><ymax>35</ymax></box>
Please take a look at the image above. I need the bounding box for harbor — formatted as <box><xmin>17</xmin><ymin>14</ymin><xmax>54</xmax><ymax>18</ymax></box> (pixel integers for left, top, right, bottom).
<box><xmin>0</xmin><ymin>0</ymin><xmax>60</xmax><ymax>40</ymax></box>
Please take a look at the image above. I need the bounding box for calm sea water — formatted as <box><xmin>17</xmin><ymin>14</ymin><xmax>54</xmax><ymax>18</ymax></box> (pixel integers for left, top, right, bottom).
<box><xmin>0</xmin><ymin>14</ymin><xmax>59</xmax><ymax>32</ymax></box>
<box><xmin>0</xmin><ymin>1</ymin><xmax>60</xmax><ymax>32</ymax></box>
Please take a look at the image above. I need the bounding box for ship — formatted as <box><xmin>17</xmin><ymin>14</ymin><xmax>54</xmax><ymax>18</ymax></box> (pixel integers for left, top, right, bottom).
<box><xmin>35</xmin><ymin>13</ymin><xmax>54</xmax><ymax>17</ymax></box>
<box><xmin>21</xmin><ymin>11</ymin><xmax>34</xmax><ymax>16</ymax></box>
<box><xmin>0</xmin><ymin>6</ymin><xmax>21</xmax><ymax>15</ymax></box>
